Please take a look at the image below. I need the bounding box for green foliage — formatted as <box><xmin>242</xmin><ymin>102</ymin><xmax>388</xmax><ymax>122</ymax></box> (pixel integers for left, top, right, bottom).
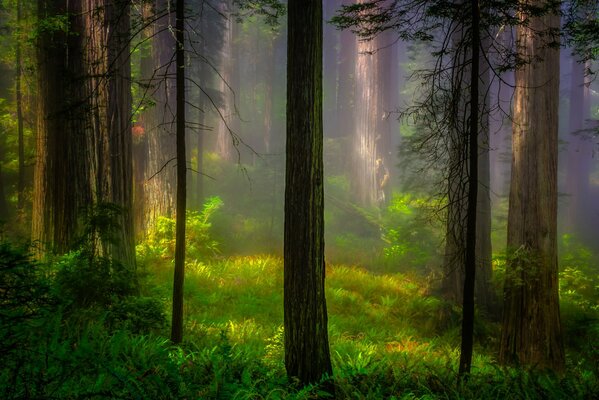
<box><xmin>0</xmin><ymin>241</ymin><xmax>52</xmax><ymax>355</ymax></box>
<box><xmin>381</xmin><ymin>193</ymin><xmax>442</xmax><ymax>273</ymax></box>
<box><xmin>137</xmin><ymin>196</ymin><xmax>223</xmax><ymax>262</ymax></box>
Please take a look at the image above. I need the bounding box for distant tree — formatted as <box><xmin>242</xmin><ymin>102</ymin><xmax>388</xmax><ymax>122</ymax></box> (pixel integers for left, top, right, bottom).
<box><xmin>499</xmin><ymin>1</ymin><xmax>565</xmax><ymax>371</ymax></box>
<box><xmin>284</xmin><ymin>0</ymin><xmax>333</xmax><ymax>386</ymax></box>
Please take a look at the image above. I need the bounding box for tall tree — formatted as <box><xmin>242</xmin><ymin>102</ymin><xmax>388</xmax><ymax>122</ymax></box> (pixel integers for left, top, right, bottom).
<box><xmin>33</xmin><ymin>0</ymin><xmax>135</xmax><ymax>264</ymax></box>
<box><xmin>171</xmin><ymin>0</ymin><xmax>187</xmax><ymax>344</ymax></box>
<box><xmin>33</xmin><ymin>0</ymin><xmax>92</xmax><ymax>254</ymax></box>
<box><xmin>351</xmin><ymin>11</ymin><xmax>395</xmax><ymax>208</ymax></box>
<box><xmin>284</xmin><ymin>0</ymin><xmax>333</xmax><ymax>386</ymax></box>
<box><xmin>100</xmin><ymin>0</ymin><xmax>136</xmax><ymax>266</ymax></box>
<box><xmin>143</xmin><ymin>0</ymin><xmax>177</xmax><ymax>230</ymax></box>
<box><xmin>16</xmin><ymin>0</ymin><xmax>25</xmax><ymax>213</ymax></box>
<box><xmin>499</xmin><ymin>1</ymin><xmax>565</xmax><ymax>371</ymax></box>
<box><xmin>442</xmin><ymin>28</ymin><xmax>493</xmax><ymax>313</ymax></box>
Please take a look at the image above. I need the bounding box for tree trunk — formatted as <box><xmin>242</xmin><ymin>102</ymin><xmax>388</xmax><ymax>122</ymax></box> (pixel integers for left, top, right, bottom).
<box><xmin>171</xmin><ymin>0</ymin><xmax>186</xmax><ymax>344</ymax></box>
<box><xmin>284</xmin><ymin>0</ymin><xmax>333</xmax><ymax>387</ymax></box>
<box><xmin>442</xmin><ymin>16</ymin><xmax>494</xmax><ymax>313</ymax></box>
<box><xmin>499</xmin><ymin>4</ymin><xmax>565</xmax><ymax>371</ymax></box>
<box><xmin>215</xmin><ymin>0</ymin><xmax>234</xmax><ymax>161</ymax></box>
<box><xmin>16</xmin><ymin>0</ymin><xmax>25</xmax><ymax>213</ymax></box>
<box><xmin>458</xmin><ymin>0</ymin><xmax>480</xmax><ymax>376</ymax></box>
<box><xmin>564</xmin><ymin>54</ymin><xmax>592</xmax><ymax>242</ymax></box>
<box><xmin>144</xmin><ymin>0</ymin><xmax>177</xmax><ymax>229</ymax></box>
<box><xmin>33</xmin><ymin>0</ymin><xmax>93</xmax><ymax>254</ymax></box>
<box><xmin>105</xmin><ymin>0</ymin><xmax>135</xmax><ymax>267</ymax></box>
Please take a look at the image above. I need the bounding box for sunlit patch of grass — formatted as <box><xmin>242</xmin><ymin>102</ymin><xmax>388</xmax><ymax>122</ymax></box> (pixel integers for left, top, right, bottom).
<box><xmin>130</xmin><ymin>252</ymin><xmax>599</xmax><ymax>398</ymax></box>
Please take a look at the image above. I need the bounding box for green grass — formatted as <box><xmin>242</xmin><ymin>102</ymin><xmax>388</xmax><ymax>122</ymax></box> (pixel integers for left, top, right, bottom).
<box><xmin>130</xmin><ymin>254</ymin><xmax>598</xmax><ymax>399</ymax></box>
<box><xmin>2</xmin><ymin>244</ymin><xmax>598</xmax><ymax>399</ymax></box>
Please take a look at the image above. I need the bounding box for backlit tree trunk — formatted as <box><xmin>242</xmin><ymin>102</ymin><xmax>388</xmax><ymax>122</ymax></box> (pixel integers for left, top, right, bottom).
<box><xmin>144</xmin><ymin>0</ymin><xmax>176</xmax><ymax>228</ymax></box>
<box><xmin>352</xmin><ymin>20</ymin><xmax>395</xmax><ymax>207</ymax></box>
<box><xmin>284</xmin><ymin>0</ymin><xmax>333</xmax><ymax>386</ymax></box>
<box><xmin>499</xmin><ymin>3</ymin><xmax>565</xmax><ymax>371</ymax></box>
<box><xmin>215</xmin><ymin>0</ymin><xmax>234</xmax><ymax>161</ymax></box>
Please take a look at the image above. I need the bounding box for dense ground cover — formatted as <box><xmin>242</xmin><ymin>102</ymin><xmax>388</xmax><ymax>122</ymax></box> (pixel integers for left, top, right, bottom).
<box><xmin>1</xmin><ymin>231</ymin><xmax>598</xmax><ymax>399</ymax></box>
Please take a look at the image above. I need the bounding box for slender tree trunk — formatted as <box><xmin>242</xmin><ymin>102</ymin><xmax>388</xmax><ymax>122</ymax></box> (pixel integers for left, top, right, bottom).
<box><xmin>458</xmin><ymin>0</ymin><xmax>480</xmax><ymax>377</ymax></box>
<box><xmin>443</xmin><ymin>13</ymin><xmax>493</xmax><ymax>313</ymax></box>
<box><xmin>171</xmin><ymin>0</ymin><xmax>186</xmax><ymax>344</ymax></box>
<box><xmin>499</xmin><ymin>3</ymin><xmax>565</xmax><ymax>371</ymax></box>
<box><xmin>284</xmin><ymin>0</ymin><xmax>333</xmax><ymax>387</ymax></box>
<box><xmin>0</xmin><ymin>132</ymin><xmax>8</xmax><ymax>222</ymax></box>
<box><xmin>16</xmin><ymin>0</ymin><xmax>25</xmax><ymax>213</ymax></box>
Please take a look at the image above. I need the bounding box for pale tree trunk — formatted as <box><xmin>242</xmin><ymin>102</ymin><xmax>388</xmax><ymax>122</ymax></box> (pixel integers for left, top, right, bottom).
<box><xmin>564</xmin><ymin>54</ymin><xmax>592</xmax><ymax>241</ymax></box>
<box><xmin>499</xmin><ymin>4</ymin><xmax>565</xmax><ymax>371</ymax></box>
<box><xmin>352</xmin><ymin>14</ymin><xmax>394</xmax><ymax>208</ymax></box>
<box><xmin>132</xmin><ymin>2</ymin><xmax>154</xmax><ymax>236</ymax></box>
<box><xmin>144</xmin><ymin>0</ymin><xmax>177</xmax><ymax>229</ymax></box>
<box><xmin>215</xmin><ymin>0</ymin><xmax>234</xmax><ymax>161</ymax></box>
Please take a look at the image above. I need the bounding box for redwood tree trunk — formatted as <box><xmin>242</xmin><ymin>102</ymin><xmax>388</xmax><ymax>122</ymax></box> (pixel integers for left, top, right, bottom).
<box><xmin>284</xmin><ymin>0</ymin><xmax>333</xmax><ymax>386</ymax></box>
<box><xmin>499</xmin><ymin>4</ymin><xmax>565</xmax><ymax>371</ymax></box>
<box><xmin>33</xmin><ymin>0</ymin><xmax>92</xmax><ymax>254</ymax></box>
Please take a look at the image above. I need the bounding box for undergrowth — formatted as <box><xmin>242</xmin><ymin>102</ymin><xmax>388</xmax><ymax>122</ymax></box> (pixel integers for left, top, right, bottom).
<box><xmin>1</xmin><ymin>231</ymin><xmax>598</xmax><ymax>398</ymax></box>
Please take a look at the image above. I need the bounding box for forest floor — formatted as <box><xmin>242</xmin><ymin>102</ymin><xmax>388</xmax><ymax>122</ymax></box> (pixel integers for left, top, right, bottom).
<box><xmin>2</xmin><ymin>245</ymin><xmax>598</xmax><ymax>399</ymax></box>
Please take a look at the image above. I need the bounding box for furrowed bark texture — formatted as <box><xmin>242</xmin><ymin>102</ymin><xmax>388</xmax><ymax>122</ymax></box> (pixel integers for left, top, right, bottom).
<box><xmin>500</xmin><ymin>3</ymin><xmax>565</xmax><ymax>371</ymax></box>
<box><xmin>284</xmin><ymin>0</ymin><xmax>333</xmax><ymax>385</ymax></box>
<box><xmin>144</xmin><ymin>0</ymin><xmax>176</xmax><ymax>229</ymax></box>
<box><xmin>33</xmin><ymin>0</ymin><xmax>92</xmax><ymax>254</ymax></box>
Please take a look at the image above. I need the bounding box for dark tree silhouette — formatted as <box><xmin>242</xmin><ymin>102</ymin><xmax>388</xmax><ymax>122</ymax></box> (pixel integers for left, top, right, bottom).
<box><xmin>284</xmin><ymin>0</ymin><xmax>333</xmax><ymax>387</ymax></box>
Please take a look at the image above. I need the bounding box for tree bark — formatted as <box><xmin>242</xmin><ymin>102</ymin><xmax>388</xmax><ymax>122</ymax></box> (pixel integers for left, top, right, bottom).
<box><xmin>16</xmin><ymin>0</ymin><xmax>25</xmax><ymax>213</ymax></box>
<box><xmin>144</xmin><ymin>0</ymin><xmax>177</xmax><ymax>229</ymax></box>
<box><xmin>105</xmin><ymin>0</ymin><xmax>135</xmax><ymax>267</ymax></box>
<box><xmin>458</xmin><ymin>0</ymin><xmax>480</xmax><ymax>377</ymax></box>
<box><xmin>33</xmin><ymin>0</ymin><xmax>93</xmax><ymax>254</ymax></box>
<box><xmin>171</xmin><ymin>0</ymin><xmax>186</xmax><ymax>344</ymax></box>
<box><xmin>284</xmin><ymin>0</ymin><xmax>333</xmax><ymax>387</ymax></box>
<box><xmin>499</xmin><ymin>3</ymin><xmax>565</xmax><ymax>371</ymax></box>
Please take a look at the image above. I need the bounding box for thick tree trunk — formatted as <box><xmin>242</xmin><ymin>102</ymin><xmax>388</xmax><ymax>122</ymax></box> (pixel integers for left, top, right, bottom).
<box><xmin>499</xmin><ymin>4</ymin><xmax>565</xmax><ymax>371</ymax></box>
<box><xmin>33</xmin><ymin>0</ymin><xmax>93</xmax><ymax>254</ymax></box>
<box><xmin>284</xmin><ymin>0</ymin><xmax>333</xmax><ymax>387</ymax></box>
<box><xmin>105</xmin><ymin>0</ymin><xmax>135</xmax><ymax>267</ymax></box>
